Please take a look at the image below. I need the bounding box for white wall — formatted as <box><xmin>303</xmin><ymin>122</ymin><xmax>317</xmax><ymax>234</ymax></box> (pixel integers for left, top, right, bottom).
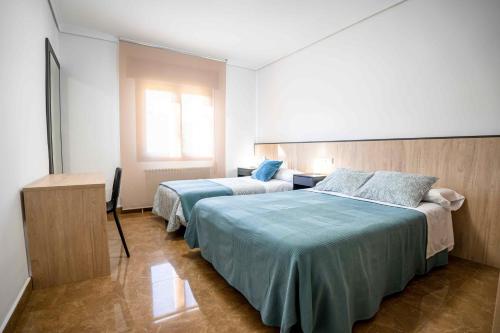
<box><xmin>256</xmin><ymin>0</ymin><xmax>500</xmax><ymax>142</ymax></box>
<box><xmin>0</xmin><ymin>0</ymin><xmax>59</xmax><ymax>329</ymax></box>
<box><xmin>59</xmin><ymin>33</ymin><xmax>120</xmax><ymax>198</ymax></box>
<box><xmin>226</xmin><ymin>66</ymin><xmax>257</xmax><ymax>176</ymax></box>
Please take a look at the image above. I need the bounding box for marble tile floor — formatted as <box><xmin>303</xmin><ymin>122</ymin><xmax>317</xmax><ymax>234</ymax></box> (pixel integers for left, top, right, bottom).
<box><xmin>14</xmin><ymin>213</ymin><xmax>499</xmax><ymax>333</ymax></box>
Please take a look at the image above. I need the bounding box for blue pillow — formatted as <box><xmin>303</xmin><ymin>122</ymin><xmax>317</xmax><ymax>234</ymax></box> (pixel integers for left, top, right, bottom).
<box><xmin>252</xmin><ymin>160</ymin><xmax>283</xmax><ymax>182</ymax></box>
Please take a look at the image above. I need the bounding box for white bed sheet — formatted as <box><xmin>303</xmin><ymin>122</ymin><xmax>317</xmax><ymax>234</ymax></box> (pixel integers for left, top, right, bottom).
<box><xmin>211</xmin><ymin>176</ymin><xmax>293</xmax><ymax>194</ymax></box>
<box><xmin>153</xmin><ymin>177</ymin><xmax>293</xmax><ymax>232</ymax></box>
<box><xmin>307</xmin><ymin>189</ymin><xmax>454</xmax><ymax>259</ymax></box>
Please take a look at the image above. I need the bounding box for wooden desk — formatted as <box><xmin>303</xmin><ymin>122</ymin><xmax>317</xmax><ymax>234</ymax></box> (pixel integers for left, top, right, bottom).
<box><xmin>23</xmin><ymin>173</ymin><xmax>110</xmax><ymax>289</ymax></box>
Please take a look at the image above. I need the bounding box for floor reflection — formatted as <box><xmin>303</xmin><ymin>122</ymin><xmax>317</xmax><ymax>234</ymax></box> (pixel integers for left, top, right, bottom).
<box><xmin>151</xmin><ymin>263</ymin><xmax>199</xmax><ymax>322</ymax></box>
<box><xmin>13</xmin><ymin>213</ymin><xmax>499</xmax><ymax>333</ymax></box>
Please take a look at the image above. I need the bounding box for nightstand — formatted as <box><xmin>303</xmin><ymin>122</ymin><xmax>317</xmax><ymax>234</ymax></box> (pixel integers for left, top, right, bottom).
<box><xmin>237</xmin><ymin>167</ymin><xmax>256</xmax><ymax>177</ymax></box>
<box><xmin>293</xmin><ymin>173</ymin><xmax>326</xmax><ymax>190</ymax></box>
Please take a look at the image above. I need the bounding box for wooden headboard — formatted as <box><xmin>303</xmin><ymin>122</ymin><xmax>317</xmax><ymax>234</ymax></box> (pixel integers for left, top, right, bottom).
<box><xmin>255</xmin><ymin>136</ymin><xmax>500</xmax><ymax>268</ymax></box>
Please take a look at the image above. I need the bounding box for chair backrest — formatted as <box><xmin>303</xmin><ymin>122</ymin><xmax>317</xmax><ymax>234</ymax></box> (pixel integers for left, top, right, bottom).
<box><xmin>110</xmin><ymin>167</ymin><xmax>122</xmax><ymax>210</ymax></box>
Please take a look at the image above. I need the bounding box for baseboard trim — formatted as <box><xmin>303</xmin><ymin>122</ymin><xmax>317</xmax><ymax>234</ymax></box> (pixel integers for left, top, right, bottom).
<box><xmin>1</xmin><ymin>277</ymin><xmax>32</xmax><ymax>333</ymax></box>
<box><xmin>106</xmin><ymin>207</ymin><xmax>153</xmax><ymax>221</ymax></box>
<box><xmin>119</xmin><ymin>207</ymin><xmax>152</xmax><ymax>214</ymax></box>
<box><xmin>493</xmin><ymin>273</ymin><xmax>500</xmax><ymax>333</ymax></box>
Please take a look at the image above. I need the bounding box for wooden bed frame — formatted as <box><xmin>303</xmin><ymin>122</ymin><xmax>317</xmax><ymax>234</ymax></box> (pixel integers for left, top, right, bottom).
<box><xmin>255</xmin><ymin>135</ymin><xmax>500</xmax><ymax>268</ymax></box>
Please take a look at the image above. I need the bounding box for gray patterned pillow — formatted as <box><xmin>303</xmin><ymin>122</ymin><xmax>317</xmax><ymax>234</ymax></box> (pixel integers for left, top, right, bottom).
<box><xmin>314</xmin><ymin>168</ymin><xmax>374</xmax><ymax>195</ymax></box>
<box><xmin>353</xmin><ymin>171</ymin><xmax>438</xmax><ymax>207</ymax></box>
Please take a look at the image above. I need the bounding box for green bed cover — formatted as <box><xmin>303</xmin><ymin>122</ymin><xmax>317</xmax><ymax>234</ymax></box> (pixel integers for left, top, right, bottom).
<box><xmin>185</xmin><ymin>190</ymin><xmax>447</xmax><ymax>333</ymax></box>
<box><xmin>160</xmin><ymin>179</ymin><xmax>233</xmax><ymax>222</ymax></box>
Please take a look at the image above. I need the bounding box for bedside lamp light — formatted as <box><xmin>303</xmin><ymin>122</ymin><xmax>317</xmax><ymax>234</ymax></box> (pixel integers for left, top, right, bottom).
<box><xmin>249</xmin><ymin>155</ymin><xmax>265</xmax><ymax>168</ymax></box>
<box><xmin>313</xmin><ymin>157</ymin><xmax>334</xmax><ymax>175</ymax></box>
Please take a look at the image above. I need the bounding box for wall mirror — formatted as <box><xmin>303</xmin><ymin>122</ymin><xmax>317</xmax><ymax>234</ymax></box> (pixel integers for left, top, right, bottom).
<box><xmin>45</xmin><ymin>38</ymin><xmax>63</xmax><ymax>174</ymax></box>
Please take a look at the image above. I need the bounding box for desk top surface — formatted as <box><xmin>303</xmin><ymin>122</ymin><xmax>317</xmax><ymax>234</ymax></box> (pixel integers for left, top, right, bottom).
<box><xmin>24</xmin><ymin>173</ymin><xmax>106</xmax><ymax>191</ymax></box>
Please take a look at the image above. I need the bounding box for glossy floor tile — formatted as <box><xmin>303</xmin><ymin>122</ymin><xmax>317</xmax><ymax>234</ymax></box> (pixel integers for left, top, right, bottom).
<box><xmin>15</xmin><ymin>213</ymin><xmax>499</xmax><ymax>332</ymax></box>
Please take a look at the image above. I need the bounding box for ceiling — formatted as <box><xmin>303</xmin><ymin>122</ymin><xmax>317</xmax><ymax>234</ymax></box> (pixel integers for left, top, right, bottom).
<box><xmin>51</xmin><ymin>0</ymin><xmax>401</xmax><ymax>70</ymax></box>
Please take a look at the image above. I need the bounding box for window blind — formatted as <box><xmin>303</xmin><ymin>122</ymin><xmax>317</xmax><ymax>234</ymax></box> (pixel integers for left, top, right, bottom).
<box><xmin>119</xmin><ymin>41</ymin><xmax>226</xmax><ymax>209</ymax></box>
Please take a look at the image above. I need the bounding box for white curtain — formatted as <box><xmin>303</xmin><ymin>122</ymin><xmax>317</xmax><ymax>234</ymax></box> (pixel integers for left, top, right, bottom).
<box><xmin>119</xmin><ymin>41</ymin><xmax>226</xmax><ymax>209</ymax></box>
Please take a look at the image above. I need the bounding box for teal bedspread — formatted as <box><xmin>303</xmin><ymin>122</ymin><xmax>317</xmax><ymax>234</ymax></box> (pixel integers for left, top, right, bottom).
<box><xmin>160</xmin><ymin>179</ymin><xmax>233</xmax><ymax>222</ymax></box>
<box><xmin>185</xmin><ymin>190</ymin><xmax>447</xmax><ymax>333</ymax></box>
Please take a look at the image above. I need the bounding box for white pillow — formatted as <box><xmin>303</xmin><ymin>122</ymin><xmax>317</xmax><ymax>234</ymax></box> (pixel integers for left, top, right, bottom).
<box><xmin>422</xmin><ymin>188</ymin><xmax>465</xmax><ymax>211</ymax></box>
<box><xmin>273</xmin><ymin>168</ymin><xmax>303</xmax><ymax>182</ymax></box>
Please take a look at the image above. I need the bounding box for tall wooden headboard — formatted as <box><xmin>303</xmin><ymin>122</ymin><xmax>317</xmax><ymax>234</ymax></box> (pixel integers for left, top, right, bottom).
<box><xmin>255</xmin><ymin>136</ymin><xmax>500</xmax><ymax>268</ymax></box>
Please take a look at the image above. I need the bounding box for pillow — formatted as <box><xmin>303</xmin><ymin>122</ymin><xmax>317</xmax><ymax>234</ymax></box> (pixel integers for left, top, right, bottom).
<box><xmin>252</xmin><ymin>162</ymin><xmax>288</xmax><ymax>176</ymax></box>
<box><xmin>314</xmin><ymin>168</ymin><xmax>374</xmax><ymax>195</ymax></box>
<box><xmin>353</xmin><ymin>171</ymin><xmax>438</xmax><ymax>207</ymax></box>
<box><xmin>423</xmin><ymin>188</ymin><xmax>465</xmax><ymax>211</ymax></box>
<box><xmin>273</xmin><ymin>168</ymin><xmax>303</xmax><ymax>182</ymax></box>
<box><xmin>251</xmin><ymin>160</ymin><xmax>283</xmax><ymax>182</ymax></box>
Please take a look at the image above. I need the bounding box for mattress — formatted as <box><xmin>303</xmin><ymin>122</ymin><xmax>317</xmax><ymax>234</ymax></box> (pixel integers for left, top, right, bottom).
<box><xmin>185</xmin><ymin>190</ymin><xmax>452</xmax><ymax>332</ymax></box>
<box><xmin>152</xmin><ymin>176</ymin><xmax>293</xmax><ymax>232</ymax></box>
<box><xmin>308</xmin><ymin>189</ymin><xmax>454</xmax><ymax>258</ymax></box>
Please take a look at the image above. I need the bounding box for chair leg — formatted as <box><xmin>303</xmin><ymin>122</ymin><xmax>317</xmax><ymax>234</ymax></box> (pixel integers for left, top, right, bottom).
<box><xmin>113</xmin><ymin>210</ymin><xmax>130</xmax><ymax>257</ymax></box>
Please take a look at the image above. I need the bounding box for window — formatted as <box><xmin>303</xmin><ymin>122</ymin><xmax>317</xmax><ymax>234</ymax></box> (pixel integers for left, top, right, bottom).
<box><xmin>138</xmin><ymin>83</ymin><xmax>214</xmax><ymax>161</ymax></box>
<box><xmin>181</xmin><ymin>94</ymin><xmax>214</xmax><ymax>159</ymax></box>
<box><xmin>144</xmin><ymin>89</ymin><xmax>181</xmax><ymax>158</ymax></box>
<box><xmin>120</xmin><ymin>41</ymin><xmax>226</xmax><ymax>208</ymax></box>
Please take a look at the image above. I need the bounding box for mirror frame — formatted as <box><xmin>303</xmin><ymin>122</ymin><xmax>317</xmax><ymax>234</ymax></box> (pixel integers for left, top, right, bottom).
<box><xmin>45</xmin><ymin>37</ymin><xmax>63</xmax><ymax>174</ymax></box>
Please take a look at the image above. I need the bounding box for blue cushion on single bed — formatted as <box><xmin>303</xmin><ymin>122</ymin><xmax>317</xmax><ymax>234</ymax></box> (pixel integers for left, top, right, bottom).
<box><xmin>252</xmin><ymin>160</ymin><xmax>283</xmax><ymax>181</ymax></box>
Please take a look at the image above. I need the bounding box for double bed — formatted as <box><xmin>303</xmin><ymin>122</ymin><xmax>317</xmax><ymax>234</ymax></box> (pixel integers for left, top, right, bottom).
<box><xmin>153</xmin><ymin>176</ymin><xmax>293</xmax><ymax>232</ymax></box>
<box><xmin>184</xmin><ymin>188</ymin><xmax>455</xmax><ymax>333</ymax></box>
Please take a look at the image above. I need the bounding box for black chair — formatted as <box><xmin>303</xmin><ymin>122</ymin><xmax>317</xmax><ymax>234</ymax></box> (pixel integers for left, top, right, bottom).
<box><xmin>107</xmin><ymin>167</ymin><xmax>130</xmax><ymax>257</ymax></box>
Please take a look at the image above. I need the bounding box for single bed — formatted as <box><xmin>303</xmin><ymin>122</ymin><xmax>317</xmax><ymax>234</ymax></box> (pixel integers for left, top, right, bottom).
<box><xmin>153</xmin><ymin>176</ymin><xmax>293</xmax><ymax>232</ymax></box>
<box><xmin>184</xmin><ymin>189</ymin><xmax>454</xmax><ymax>333</ymax></box>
